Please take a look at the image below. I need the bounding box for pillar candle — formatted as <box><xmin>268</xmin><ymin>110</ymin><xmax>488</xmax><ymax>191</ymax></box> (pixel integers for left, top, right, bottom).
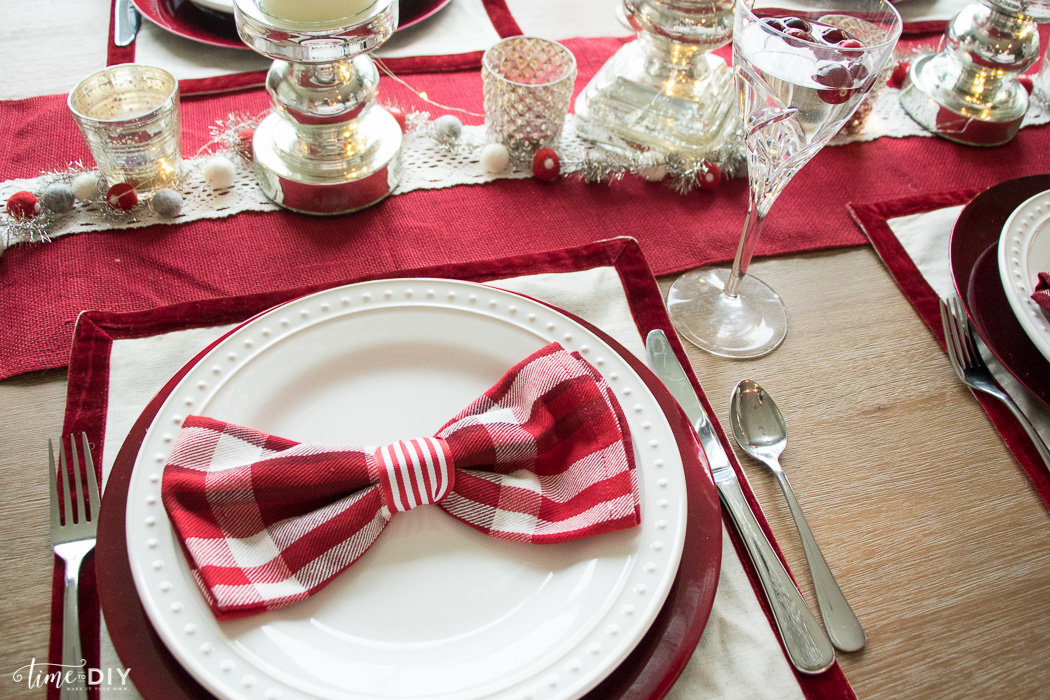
<box><xmin>260</xmin><ymin>0</ymin><xmax>376</xmax><ymax>23</ymax></box>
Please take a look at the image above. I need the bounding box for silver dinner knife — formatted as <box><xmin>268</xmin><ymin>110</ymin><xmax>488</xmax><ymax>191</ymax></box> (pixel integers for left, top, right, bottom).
<box><xmin>114</xmin><ymin>0</ymin><xmax>141</xmax><ymax>47</ymax></box>
<box><xmin>645</xmin><ymin>329</ymin><xmax>835</xmax><ymax>675</ymax></box>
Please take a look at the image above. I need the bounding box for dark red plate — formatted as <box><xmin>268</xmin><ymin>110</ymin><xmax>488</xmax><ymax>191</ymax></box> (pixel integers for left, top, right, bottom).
<box><xmin>949</xmin><ymin>174</ymin><xmax>1050</xmax><ymax>409</ymax></box>
<box><xmin>132</xmin><ymin>0</ymin><xmax>453</xmax><ymax>50</ymax></box>
<box><xmin>96</xmin><ymin>298</ymin><xmax>723</xmax><ymax>700</ymax></box>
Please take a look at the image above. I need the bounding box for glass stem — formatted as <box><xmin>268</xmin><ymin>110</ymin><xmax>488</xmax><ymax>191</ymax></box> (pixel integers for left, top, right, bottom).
<box><xmin>724</xmin><ymin>188</ymin><xmax>767</xmax><ymax>298</ymax></box>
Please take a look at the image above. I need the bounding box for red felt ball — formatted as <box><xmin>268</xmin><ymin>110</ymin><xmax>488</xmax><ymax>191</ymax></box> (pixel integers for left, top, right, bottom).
<box><xmin>106</xmin><ymin>183</ymin><xmax>139</xmax><ymax>211</ymax></box>
<box><xmin>887</xmin><ymin>61</ymin><xmax>910</xmax><ymax>90</ymax></box>
<box><xmin>5</xmin><ymin>190</ymin><xmax>41</xmax><ymax>220</ymax></box>
<box><xmin>236</xmin><ymin>128</ymin><xmax>256</xmax><ymax>160</ymax></box>
<box><xmin>384</xmin><ymin>105</ymin><xmax>407</xmax><ymax>131</ymax></box>
<box><xmin>697</xmin><ymin>162</ymin><xmax>722</xmax><ymax>190</ymax></box>
<box><xmin>532</xmin><ymin>148</ymin><xmax>561</xmax><ymax>181</ymax></box>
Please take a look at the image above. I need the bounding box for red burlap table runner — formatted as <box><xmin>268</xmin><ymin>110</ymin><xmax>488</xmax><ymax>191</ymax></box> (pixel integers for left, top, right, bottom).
<box><xmin>2</xmin><ymin>31</ymin><xmax>1049</xmax><ymax>380</ymax></box>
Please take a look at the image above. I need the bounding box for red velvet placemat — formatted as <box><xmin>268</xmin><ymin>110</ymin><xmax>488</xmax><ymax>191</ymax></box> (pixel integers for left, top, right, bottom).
<box><xmin>52</xmin><ymin>238</ymin><xmax>854</xmax><ymax>700</ymax></box>
<box><xmin>850</xmin><ymin>191</ymin><xmax>1050</xmax><ymax>510</ymax></box>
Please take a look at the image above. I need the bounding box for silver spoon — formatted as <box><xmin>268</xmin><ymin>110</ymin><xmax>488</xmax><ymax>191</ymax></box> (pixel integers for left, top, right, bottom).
<box><xmin>730</xmin><ymin>379</ymin><xmax>866</xmax><ymax>653</ymax></box>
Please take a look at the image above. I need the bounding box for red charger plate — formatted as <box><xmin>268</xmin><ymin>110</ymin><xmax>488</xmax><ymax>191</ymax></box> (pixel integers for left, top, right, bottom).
<box><xmin>949</xmin><ymin>174</ymin><xmax>1050</xmax><ymax>409</ymax></box>
<box><xmin>131</xmin><ymin>0</ymin><xmax>453</xmax><ymax>50</ymax></box>
<box><xmin>95</xmin><ymin>296</ymin><xmax>723</xmax><ymax>700</ymax></box>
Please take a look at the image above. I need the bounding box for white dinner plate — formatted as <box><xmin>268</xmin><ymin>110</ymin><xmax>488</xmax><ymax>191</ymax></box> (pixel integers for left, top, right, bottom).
<box><xmin>189</xmin><ymin>0</ymin><xmax>233</xmax><ymax>14</ymax></box>
<box><xmin>125</xmin><ymin>278</ymin><xmax>688</xmax><ymax>700</ymax></box>
<box><xmin>998</xmin><ymin>190</ymin><xmax>1050</xmax><ymax>362</ymax></box>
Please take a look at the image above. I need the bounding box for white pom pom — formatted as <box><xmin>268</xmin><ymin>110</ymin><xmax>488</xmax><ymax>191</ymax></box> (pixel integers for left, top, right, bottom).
<box><xmin>72</xmin><ymin>173</ymin><xmax>101</xmax><ymax>202</ymax></box>
<box><xmin>480</xmin><ymin>143</ymin><xmax>510</xmax><ymax>174</ymax></box>
<box><xmin>433</xmin><ymin>114</ymin><xmax>463</xmax><ymax>141</ymax></box>
<box><xmin>152</xmin><ymin>188</ymin><xmax>184</xmax><ymax>218</ymax></box>
<box><xmin>640</xmin><ymin>165</ymin><xmax>667</xmax><ymax>182</ymax></box>
<box><xmin>203</xmin><ymin>156</ymin><xmax>236</xmax><ymax>190</ymax></box>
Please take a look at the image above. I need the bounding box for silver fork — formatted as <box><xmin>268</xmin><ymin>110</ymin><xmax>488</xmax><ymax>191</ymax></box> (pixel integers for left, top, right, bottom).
<box><xmin>49</xmin><ymin>433</ymin><xmax>100</xmax><ymax>699</ymax></box>
<box><xmin>940</xmin><ymin>296</ymin><xmax>1050</xmax><ymax>472</ymax></box>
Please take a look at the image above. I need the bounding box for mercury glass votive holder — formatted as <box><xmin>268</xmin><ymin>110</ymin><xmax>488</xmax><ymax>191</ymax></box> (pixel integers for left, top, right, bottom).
<box><xmin>482</xmin><ymin>37</ymin><xmax>577</xmax><ymax>162</ymax></box>
<box><xmin>68</xmin><ymin>64</ymin><xmax>182</xmax><ymax>190</ymax></box>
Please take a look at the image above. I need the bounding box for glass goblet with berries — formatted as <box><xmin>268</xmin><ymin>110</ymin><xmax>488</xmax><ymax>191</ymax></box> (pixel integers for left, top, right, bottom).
<box><xmin>668</xmin><ymin>0</ymin><xmax>902</xmax><ymax>358</ymax></box>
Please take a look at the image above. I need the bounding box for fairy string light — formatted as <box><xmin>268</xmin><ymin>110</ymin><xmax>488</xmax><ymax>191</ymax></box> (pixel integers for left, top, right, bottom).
<box><xmin>375</xmin><ymin>59</ymin><xmax>486</xmax><ymax>119</ymax></box>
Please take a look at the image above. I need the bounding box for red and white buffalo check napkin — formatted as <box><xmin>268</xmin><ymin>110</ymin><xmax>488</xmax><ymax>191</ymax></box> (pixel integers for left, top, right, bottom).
<box><xmin>1033</xmin><ymin>272</ymin><xmax>1050</xmax><ymax>315</ymax></box>
<box><xmin>162</xmin><ymin>342</ymin><xmax>641</xmax><ymax>619</ymax></box>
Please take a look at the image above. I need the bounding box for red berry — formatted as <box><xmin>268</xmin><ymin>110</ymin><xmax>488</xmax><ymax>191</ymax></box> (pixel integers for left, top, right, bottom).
<box><xmin>815</xmin><ymin>64</ymin><xmax>851</xmax><ymax>88</ymax></box>
<box><xmin>817</xmin><ymin>87</ymin><xmax>853</xmax><ymax>104</ymax></box>
<box><xmin>785</xmin><ymin>27</ymin><xmax>814</xmax><ymax>45</ymax></box>
<box><xmin>838</xmin><ymin>39</ymin><xmax>864</xmax><ymax>50</ymax></box>
<box><xmin>697</xmin><ymin>162</ymin><xmax>722</xmax><ymax>190</ymax></box>
<box><xmin>532</xmin><ymin>148</ymin><xmax>561</xmax><ymax>181</ymax></box>
<box><xmin>820</xmin><ymin>28</ymin><xmax>848</xmax><ymax>45</ymax></box>
<box><xmin>106</xmin><ymin>183</ymin><xmax>138</xmax><ymax>210</ymax></box>
<box><xmin>784</xmin><ymin>17</ymin><xmax>810</xmax><ymax>30</ymax></box>
<box><xmin>763</xmin><ymin>18</ymin><xmax>786</xmax><ymax>31</ymax></box>
<box><xmin>5</xmin><ymin>190</ymin><xmax>41</xmax><ymax>220</ymax></box>
<box><xmin>849</xmin><ymin>63</ymin><xmax>870</xmax><ymax>83</ymax></box>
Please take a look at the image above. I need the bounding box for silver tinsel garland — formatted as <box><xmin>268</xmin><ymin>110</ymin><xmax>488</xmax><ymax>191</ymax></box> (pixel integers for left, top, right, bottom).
<box><xmin>411</xmin><ymin>108</ymin><xmax>746</xmax><ymax>192</ymax></box>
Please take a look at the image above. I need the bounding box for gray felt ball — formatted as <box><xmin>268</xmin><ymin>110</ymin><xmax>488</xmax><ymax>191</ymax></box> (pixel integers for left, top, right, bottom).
<box><xmin>41</xmin><ymin>184</ymin><xmax>76</xmax><ymax>213</ymax></box>
<box><xmin>152</xmin><ymin>189</ymin><xmax>184</xmax><ymax>218</ymax></box>
<box><xmin>433</xmin><ymin>114</ymin><xmax>463</xmax><ymax>141</ymax></box>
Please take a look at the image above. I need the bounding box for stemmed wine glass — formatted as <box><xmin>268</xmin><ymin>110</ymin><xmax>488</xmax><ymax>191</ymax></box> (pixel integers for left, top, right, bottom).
<box><xmin>667</xmin><ymin>0</ymin><xmax>902</xmax><ymax>358</ymax></box>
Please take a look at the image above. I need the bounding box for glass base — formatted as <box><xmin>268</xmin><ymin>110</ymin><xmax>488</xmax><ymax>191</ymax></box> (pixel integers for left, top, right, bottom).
<box><xmin>573</xmin><ymin>40</ymin><xmax>740</xmax><ymax>159</ymax></box>
<box><xmin>900</xmin><ymin>53</ymin><xmax>1026</xmax><ymax>147</ymax></box>
<box><xmin>667</xmin><ymin>268</ymin><xmax>787</xmax><ymax>359</ymax></box>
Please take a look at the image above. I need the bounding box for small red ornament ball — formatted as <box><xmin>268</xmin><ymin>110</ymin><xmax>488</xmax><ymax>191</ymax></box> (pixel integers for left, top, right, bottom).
<box><xmin>236</xmin><ymin>128</ymin><xmax>256</xmax><ymax>160</ymax></box>
<box><xmin>532</xmin><ymin>148</ymin><xmax>561</xmax><ymax>181</ymax></box>
<box><xmin>384</xmin><ymin>105</ymin><xmax>407</xmax><ymax>131</ymax></box>
<box><xmin>5</xmin><ymin>191</ymin><xmax>41</xmax><ymax>220</ymax></box>
<box><xmin>887</xmin><ymin>61</ymin><xmax>910</xmax><ymax>90</ymax></box>
<box><xmin>697</xmin><ymin>162</ymin><xmax>722</xmax><ymax>190</ymax></box>
<box><xmin>106</xmin><ymin>183</ymin><xmax>139</xmax><ymax>210</ymax></box>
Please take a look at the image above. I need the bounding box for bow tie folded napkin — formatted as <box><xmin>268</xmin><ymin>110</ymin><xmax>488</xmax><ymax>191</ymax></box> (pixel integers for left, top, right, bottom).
<box><xmin>162</xmin><ymin>343</ymin><xmax>641</xmax><ymax>619</ymax></box>
<box><xmin>1033</xmin><ymin>273</ymin><xmax>1050</xmax><ymax>314</ymax></box>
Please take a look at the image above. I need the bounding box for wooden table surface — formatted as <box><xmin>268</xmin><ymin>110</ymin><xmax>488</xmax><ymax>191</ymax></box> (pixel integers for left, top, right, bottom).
<box><xmin>2</xmin><ymin>247</ymin><xmax>1048</xmax><ymax>699</ymax></box>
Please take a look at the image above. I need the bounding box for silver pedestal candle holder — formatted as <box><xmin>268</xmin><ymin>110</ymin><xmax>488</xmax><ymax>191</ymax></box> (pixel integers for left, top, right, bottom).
<box><xmin>900</xmin><ymin>0</ymin><xmax>1050</xmax><ymax>147</ymax></box>
<box><xmin>573</xmin><ymin>0</ymin><xmax>740</xmax><ymax>160</ymax></box>
<box><xmin>233</xmin><ymin>0</ymin><xmax>403</xmax><ymax>215</ymax></box>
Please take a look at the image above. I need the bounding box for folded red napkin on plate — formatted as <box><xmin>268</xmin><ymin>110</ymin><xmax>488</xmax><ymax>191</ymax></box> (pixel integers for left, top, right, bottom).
<box><xmin>1033</xmin><ymin>273</ymin><xmax>1050</xmax><ymax>314</ymax></box>
<box><xmin>162</xmin><ymin>343</ymin><xmax>641</xmax><ymax>619</ymax></box>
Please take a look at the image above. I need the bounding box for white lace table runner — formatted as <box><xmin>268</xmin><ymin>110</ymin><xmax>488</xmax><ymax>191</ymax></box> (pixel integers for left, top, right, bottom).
<box><xmin>3</xmin><ymin>86</ymin><xmax>1048</xmax><ymax>245</ymax></box>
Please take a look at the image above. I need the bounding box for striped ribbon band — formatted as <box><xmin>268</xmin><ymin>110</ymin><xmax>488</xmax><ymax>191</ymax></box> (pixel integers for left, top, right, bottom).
<box><xmin>372</xmin><ymin>437</ymin><xmax>456</xmax><ymax>514</ymax></box>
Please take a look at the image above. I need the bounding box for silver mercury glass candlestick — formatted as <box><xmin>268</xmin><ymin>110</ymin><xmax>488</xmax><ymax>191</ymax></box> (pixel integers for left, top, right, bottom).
<box><xmin>900</xmin><ymin>0</ymin><xmax>1050</xmax><ymax>146</ymax></box>
<box><xmin>573</xmin><ymin>0</ymin><xmax>740</xmax><ymax>160</ymax></box>
<box><xmin>234</xmin><ymin>0</ymin><xmax>403</xmax><ymax>214</ymax></box>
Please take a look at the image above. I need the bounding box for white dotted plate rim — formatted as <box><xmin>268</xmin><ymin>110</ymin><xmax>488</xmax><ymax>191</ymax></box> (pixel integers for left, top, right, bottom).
<box><xmin>998</xmin><ymin>189</ymin><xmax>1050</xmax><ymax>363</ymax></box>
<box><xmin>124</xmin><ymin>278</ymin><xmax>688</xmax><ymax>700</ymax></box>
